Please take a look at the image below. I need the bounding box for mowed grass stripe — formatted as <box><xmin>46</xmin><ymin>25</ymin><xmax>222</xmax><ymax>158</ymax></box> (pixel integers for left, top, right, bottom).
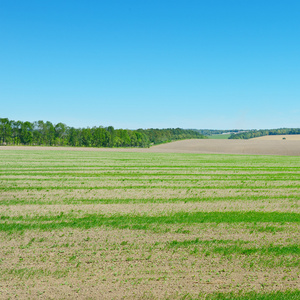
<box><xmin>168</xmin><ymin>238</ymin><xmax>300</xmax><ymax>256</ymax></box>
<box><xmin>202</xmin><ymin>290</ymin><xmax>300</xmax><ymax>300</ymax></box>
<box><xmin>1</xmin><ymin>211</ymin><xmax>299</xmax><ymax>232</ymax></box>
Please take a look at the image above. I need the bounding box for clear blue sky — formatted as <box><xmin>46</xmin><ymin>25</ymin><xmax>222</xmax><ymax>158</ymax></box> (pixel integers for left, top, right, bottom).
<box><xmin>0</xmin><ymin>0</ymin><xmax>299</xmax><ymax>129</ymax></box>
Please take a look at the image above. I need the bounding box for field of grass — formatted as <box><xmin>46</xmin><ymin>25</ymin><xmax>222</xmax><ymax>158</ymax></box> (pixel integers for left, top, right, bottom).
<box><xmin>207</xmin><ymin>134</ymin><xmax>231</xmax><ymax>139</ymax></box>
<box><xmin>0</xmin><ymin>150</ymin><xmax>299</xmax><ymax>299</ymax></box>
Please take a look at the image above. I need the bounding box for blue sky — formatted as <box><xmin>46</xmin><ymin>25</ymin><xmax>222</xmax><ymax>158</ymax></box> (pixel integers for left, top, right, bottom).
<box><xmin>0</xmin><ymin>0</ymin><xmax>299</xmax><ymax>129</ymax></box>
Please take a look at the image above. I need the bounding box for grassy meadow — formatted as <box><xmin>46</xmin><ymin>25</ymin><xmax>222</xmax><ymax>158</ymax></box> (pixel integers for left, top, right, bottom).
<box><xmin>207</xmin><ymin>134</ymin><xmax>231</xmax><ymax>139</ymax></box>
<box><xmin>0</xmin><ymin>150</ymin><xmax>299</xmax><ymax>299</ymax></box>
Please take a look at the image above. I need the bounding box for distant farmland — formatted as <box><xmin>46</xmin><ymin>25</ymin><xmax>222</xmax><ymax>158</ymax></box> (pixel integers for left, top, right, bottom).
<box><xmin>251</xmin><ymin>134</ymin><xmax>300</xmax><ymax>141</ymax></box>
<box><xmin>207</xmin><ymin>133</ymin><xmax>231</xmax><ymax>139</ymax></box>
<box><xmin>0</xmin><ymin>149</ymin><xmax>299</xmax><ymax>299</ymax></box>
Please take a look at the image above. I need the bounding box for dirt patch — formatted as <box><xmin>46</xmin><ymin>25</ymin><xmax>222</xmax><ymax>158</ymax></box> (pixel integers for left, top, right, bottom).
<box><xmin>148</xmin><ymin>139</ymin><xmax>300</xmax><ymax>156</ymax></box>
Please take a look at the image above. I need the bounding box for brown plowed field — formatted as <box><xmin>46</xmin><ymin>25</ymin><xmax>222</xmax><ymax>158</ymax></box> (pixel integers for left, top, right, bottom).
<box><xmin>2</xmin><ymin>138</ymin><xmax>300</xmax><ymax>155</ymax></box>
<box><xmin>149</xmin><ymin>139</ymin><xmax>300</xmax><ymax>155</ymax></box>
<box><xmin>251</xmin><ymin>134</ymin><xmax>300</xmax><ymax>140</ymax></box>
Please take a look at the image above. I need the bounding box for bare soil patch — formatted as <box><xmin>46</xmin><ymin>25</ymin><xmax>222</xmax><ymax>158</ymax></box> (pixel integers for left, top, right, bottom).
<box><xmin>1</xmin><ymin>198</ymin><xmax>299</xmax><ymax>218</ymax></box>
<box><xmin>1</xmin><ymin>188</ymin><xmax>298</xmax><ymax>205</ymax></box>
<box><xmin>148</xmin><ymin>139</ymin><xmax>300</xmax><ymax>156</ymax></box>
<box><xmin>1</xmin><ymin>227</ymin><xmax>299</xmax><ymax>299</ymax></box>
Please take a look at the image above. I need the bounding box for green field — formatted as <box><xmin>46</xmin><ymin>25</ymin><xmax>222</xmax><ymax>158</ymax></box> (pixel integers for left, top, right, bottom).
<box><xmin>0</xmin><ymin>150</ymin><xmax>299</xmax><ymax>299</ymax></box>
<box><xmin>207</xmin><ymin>134</ymin><xmax>231</xmax><ymax>139</ymax></box>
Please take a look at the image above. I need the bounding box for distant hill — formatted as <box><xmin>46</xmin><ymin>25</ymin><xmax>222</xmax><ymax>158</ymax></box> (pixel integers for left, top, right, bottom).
<box><xmin>192</xmin><ymin>129</ymin><xmax>248</xmax><ymax>136</ymax></box>
<box><xmin>228</xmin><ymin>128</ymin><xmax>300</xmax><ymax>139</ymax></box>
<box><xmin>190</xmin><ymin>128</ymin><xmax>300</xmax><ymax>140</ymax></box>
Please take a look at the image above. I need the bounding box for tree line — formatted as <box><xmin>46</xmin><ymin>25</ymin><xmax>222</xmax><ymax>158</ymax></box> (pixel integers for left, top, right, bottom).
<box><xmin>193</xmin><ymin>129</ymin><xmax>247</xmax><ymax>136</ymax></box>
<box><xmin>0</xmin><ymin>118</ymin><xmax>206</xmax><ymax>148</ymax></box>
<box><xmin>229</xmin><ymin>128</ymin><xmax>300</xmax><ymax>139</ymax></box>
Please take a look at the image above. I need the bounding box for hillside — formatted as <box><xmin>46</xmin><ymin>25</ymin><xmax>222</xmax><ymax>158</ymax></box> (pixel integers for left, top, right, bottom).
<box><xmin>229</xmin><ymin>128</ymin><xmax>300</xmax><ymax>139</ymax></box>
<box><xmin>147</xmin><ymin>139</ymin><xmax>300</xmax><ymax>155</ymax></box>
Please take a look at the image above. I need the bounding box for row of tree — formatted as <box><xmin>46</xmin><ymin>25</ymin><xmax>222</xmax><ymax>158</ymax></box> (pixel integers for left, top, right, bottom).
<box><xmin>0</xmin><ymin>118</ymin><xmax>206</xmax><ymax>148</ymax></box>
<box><xmin>229</xmin><ymin>128</ymin><xmax>300</xmax><ymax>139</ymax></box>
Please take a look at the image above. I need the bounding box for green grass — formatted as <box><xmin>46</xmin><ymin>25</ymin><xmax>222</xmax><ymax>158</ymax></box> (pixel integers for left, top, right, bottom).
<box><xmin>1</xmin><ymin>211</ymin><xmax>299</xmax><ymax>232</ymax></box>
<box><xmin>168</xmin><ymin>238</ymin><xmax>300</xmax><ymax>256</ymax></box>
<box><xmin>207</xmin><ymin>134</ymin><xmax>231</xmax><ymax>139</ymax></box>
<box><xmin>196</xmin><ymin>290</ymin><xmax>300</xmax><ymax>300</ymax></box>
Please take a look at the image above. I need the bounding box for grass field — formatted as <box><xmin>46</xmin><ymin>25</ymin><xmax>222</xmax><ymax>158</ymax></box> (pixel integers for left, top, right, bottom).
<box><xmin>0</xmin><ymin>150</ymin><xmax>299</xmax><ymax>299</ymax></box>
<box><xmin>207</xmin><ymin>134</ymin><xmax>231</xmax><ymax>139</ymax></box>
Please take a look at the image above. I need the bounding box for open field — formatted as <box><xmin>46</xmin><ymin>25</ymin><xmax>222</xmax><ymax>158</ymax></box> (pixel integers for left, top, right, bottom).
<box><xmin>148</xmin><ymin>139</ymin><xmax>300</xmax><ymax>156</ymax></box>
<box><xmin>2</xmin><ymin>137</ymin><xmax>300</xmax><ymax>156</ymax></box>
<box><xmin>207</xmin><ymin>134</ymin><xmax>231</xmax><ymax>139</ymax></box>
<box><xmin>251</xmin><ymin>135</ymin><xmax>300</xmax><ymax>141</ymax></box>
<box><xmin>0</xmin><ymin>149</ymin><xmax>299</xmax><ymax>299</ymax></box>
